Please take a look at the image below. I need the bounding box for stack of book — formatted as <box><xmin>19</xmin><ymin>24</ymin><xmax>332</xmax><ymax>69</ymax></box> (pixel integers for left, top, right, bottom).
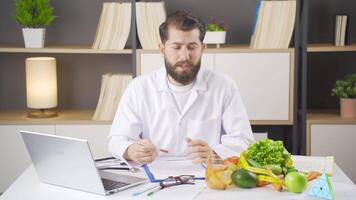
<box><xmin>250</xmin><ymin>0</ymin><xmax>296</xmax><ymax>49</ymax></box>
<box><xmin>92</xmin><ymin>3</ymin><xmax>132</xmax><ymax>50</ymax></box>
<box><xmin>334</xmin><ymin>15</ymin><xmax>349</xmax><ymax>46</ymax></box>
<box><xmin>136</xmin><ymin>2</ymin><xmax>166</xmax><ymax>49</ymax></box>
<box><xmin>93</xmin><ymin>73</ymin><xmax>132</xmax><ymax>121</ymax></box>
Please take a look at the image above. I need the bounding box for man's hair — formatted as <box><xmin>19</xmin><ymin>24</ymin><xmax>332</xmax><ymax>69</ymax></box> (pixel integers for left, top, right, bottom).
<box><xmin>159</xmin><ymin>10</ymin><xmax>205</xmax><ymax>44</ymax></box>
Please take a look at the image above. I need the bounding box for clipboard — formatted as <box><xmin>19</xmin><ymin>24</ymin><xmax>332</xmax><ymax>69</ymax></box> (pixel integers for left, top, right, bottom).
<box><xmin>142</xmin><ymin>156</ymin><xmax>206</xmax><ymax>182</ymax></box>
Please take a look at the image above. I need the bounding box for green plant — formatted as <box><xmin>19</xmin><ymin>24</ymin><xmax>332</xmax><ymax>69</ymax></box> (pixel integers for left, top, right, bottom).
<box><xmin>331</xmin><ymin>74</ymin><xmax>356</xmax><ymax>98</ymax></box>
<box><xmin>15</xmin><ymin>0</ymin><xmax>56</xmax><ymax>28</ymax></box>
<box><xmin>246</xmin><ymin>139</ymin><xmax>292</xmax><ymax>170</ymax></box>
<box><xmin>205</xmin><ymin>18</ymin><xmax>226</xmax><ymax>32</ymax></box>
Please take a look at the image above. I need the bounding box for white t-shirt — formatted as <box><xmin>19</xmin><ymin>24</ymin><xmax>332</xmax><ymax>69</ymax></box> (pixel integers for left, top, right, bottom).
<box><xmin>167</xmin><ymin>79</ymin><xmax>194</xmax><ymax>114</ymax></box>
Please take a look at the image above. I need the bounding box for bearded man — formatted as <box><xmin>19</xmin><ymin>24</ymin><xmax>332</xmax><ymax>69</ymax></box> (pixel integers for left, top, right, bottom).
<box><xmin>109</xmin><ymin>11</ymin><xmax>255</xmax><ymax>165</ymax></box>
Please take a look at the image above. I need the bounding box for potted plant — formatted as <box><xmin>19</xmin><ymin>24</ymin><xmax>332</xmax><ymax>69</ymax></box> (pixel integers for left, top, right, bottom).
<box><xmin>14</xmin><ymin>0</ymin><xmax>56</xmax><ymax>48</ymax></box>
<box><xmin>331</xmin><ymin>74</ymin><xmax>356</xmax><ymax>118</ymax></box>
<box><xmin>204</xmin><ymin>18</ymin><xmax>226</xmax><ymax>48</ymax></box>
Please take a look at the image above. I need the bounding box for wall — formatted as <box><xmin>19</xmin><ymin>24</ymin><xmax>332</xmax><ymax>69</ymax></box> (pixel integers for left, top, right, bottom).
<box><xmin>0</xmin><ymin>0</ymin><xmax>355</xmax><ymax>149</ymax></box>
<box><xmin>308</xmin><ymin>0</ymin><xmax>356</xmax><ymax>109</ymax></box>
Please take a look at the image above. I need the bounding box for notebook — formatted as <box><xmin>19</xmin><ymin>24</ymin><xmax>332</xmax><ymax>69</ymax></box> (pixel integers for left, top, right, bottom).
<box><xmin>292</xmin><ymin>155</ymin><xmax>335</xmax><ymax>176</ymax></box>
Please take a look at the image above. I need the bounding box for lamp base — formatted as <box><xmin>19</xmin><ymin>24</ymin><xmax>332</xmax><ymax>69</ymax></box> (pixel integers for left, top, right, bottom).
<box><xmin>27</xmin><ymin>108</ymin><xmax>58</xmax><ymax>118</ymax></box>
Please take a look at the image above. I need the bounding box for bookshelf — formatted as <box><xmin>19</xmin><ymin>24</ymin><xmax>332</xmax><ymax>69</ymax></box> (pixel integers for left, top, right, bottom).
<box><xmin>0</xmin><ymin>0</ymin><xmax>137</xmax><ymax>121</ymax></box>
<box><xmin>0</xmin><ymin>0</ymin><xmax>303</xmax><ymax>192</ymax></box>
<box><xmin>0</xmin><ymin>1</ymin><xmax>301</xmax><ymax>126</ymax></box>
<box><xmin>306</xmin><ymin>110</ymin><xmax>356</xmax><ymax>183</ymax></box>
<box><xmin>299</xmin><ymin>0</ymin><xmax>356</xmax><ymax>157</ymax></box>
<box><xmin>0</xmin><ymin>0</ymin><xmax>303</xmax><ymax>151</ymax></box>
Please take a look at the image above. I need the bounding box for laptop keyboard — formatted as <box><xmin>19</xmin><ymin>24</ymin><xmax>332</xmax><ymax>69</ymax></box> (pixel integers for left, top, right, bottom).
<box><xmin>102</xmin><ymin>178</ymin><xmax>129</xmax><ymax>191</ymax></box>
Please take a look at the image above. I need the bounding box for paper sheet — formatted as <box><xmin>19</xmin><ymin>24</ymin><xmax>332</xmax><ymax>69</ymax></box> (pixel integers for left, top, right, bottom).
<box><xmin>292</xmin><ymin>155</ymin><xmax>334</xmax><ymax>175</ymax></box>
<box><xmin>145</xmin><ymin>156</ymin><xmax>205</xmax><ymax>180</ymax></box>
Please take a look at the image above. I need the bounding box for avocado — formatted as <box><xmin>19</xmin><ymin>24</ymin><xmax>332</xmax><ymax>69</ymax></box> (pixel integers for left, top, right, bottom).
<box><xmin>231</xmin><ymin>168</ymin><xmax>257</xmax><ymax>188</ymax></box>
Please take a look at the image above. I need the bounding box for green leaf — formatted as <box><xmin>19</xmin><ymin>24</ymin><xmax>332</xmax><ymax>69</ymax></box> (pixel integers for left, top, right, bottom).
<box><xmin>246</xmin><ymin>139</ymin><xmax>292</xmax><ymax>170</ymax></box>
<box><xmin>205</xmin><ymin>18</ymin><xmax>226</xmax><ymax>32</ymax></box>
<box><xmin>331</xmin><ymin>74</ymin><xmax>356</xmax><ymax>98</ymax></box>
<box><xmin>14</xmin><ymin>0</ymin><xmax>56</xmax><ymax>28</ymax></box>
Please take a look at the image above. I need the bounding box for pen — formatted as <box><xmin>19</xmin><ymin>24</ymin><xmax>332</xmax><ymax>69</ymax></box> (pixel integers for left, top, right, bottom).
<box><xmin>147</xmin><ymin>185</ymin><xmax>163</xmax><ymax>196</ymax></box>
<box><xmin>97</xmin><ymin>167</ymin><xmax>130</xmax><ymax>170</ymax></box>
<box><xmin>159</xmin><ymin>148</ymin><xmax>169</xmax><ymax>154</ymax></box>
<box><xmin>134</xmin><ymin>140</ymin><xmax>169</xmax><ymax>155</ymax></box>
<box><xmin>132</xmin><ymin>184</ymin><xmax>159</xmax><ymax>196</ymax></box>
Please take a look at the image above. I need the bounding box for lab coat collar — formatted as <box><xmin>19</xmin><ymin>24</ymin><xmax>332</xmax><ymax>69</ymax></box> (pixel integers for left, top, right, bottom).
<box><xmin>155</xmin><ymin>67</ymin><xmax>208</xmax><ymax>92</ymax></box>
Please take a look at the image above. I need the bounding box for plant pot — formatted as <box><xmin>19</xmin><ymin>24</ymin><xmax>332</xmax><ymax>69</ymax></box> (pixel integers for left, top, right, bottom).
<box><xmin>22</xmin><ymin>28</ymin><xmax>46</xmax><ymax>48</ymax></box>
<box><xmin>204</xmin><ymin>31</ymin><xmax>226</xmax><ymax>48</ymax></box>
<box><xmin>340</xmin><ymin>98</ymin><xmax>356</xmax><ymax>118</ymax></box>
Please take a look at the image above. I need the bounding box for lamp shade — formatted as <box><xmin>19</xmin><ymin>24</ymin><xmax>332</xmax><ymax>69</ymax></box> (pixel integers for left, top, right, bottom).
<box><xmin>26</xmin><ymin>57</ymin><xmax>57</xmax><ymax>109</ymax></box>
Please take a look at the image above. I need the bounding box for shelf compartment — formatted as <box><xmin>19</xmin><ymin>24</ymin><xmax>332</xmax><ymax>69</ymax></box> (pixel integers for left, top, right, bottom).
<box><xmin>307</xmin><ymin>110</ymin><xmax>356</xmax><ymax>124</ymax></box>
<box><xmin>0</xmin><ymin>110</ymin><xmax>111</xmax><ymax>125</ymax></box>
<box><xmin>137</xmin><ymin>44</ymin><xmax>294</xmax><ymax>54</ymax></box>
<box><xmin>0</xmin><ymin>45</ymin><xmax>132</xmax><ymax>54</ymax></box>
<box><xmin>307</xmin><ymin>44</ymin><xmax>356</xmax><ymax>52</ymax></box>
<box><xmin>0</xmin><ymin>110</ymin><xmax>291</xmax><ymax>125</ymax></box>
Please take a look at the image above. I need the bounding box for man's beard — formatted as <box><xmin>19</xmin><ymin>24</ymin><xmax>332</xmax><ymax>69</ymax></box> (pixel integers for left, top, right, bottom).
<box><xmin>164</xmin><ymin>58</ymin><xmax>201</xmax><ymax>85</ymax></box>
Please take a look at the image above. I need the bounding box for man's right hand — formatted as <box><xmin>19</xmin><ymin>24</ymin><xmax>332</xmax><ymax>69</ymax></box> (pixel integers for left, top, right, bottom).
<box><xmin>123</xmin><ymin>139</ymin><xmax>156</xmax><ymax>164</ymax></box>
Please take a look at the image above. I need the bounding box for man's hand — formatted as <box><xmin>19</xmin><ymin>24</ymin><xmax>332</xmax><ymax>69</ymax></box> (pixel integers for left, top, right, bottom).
<box><xmin>186</xmin><ymin>137</ymin><xmax>214</xmax><ymax>164</ymax></box>
<box><xmin>123</xmin><ymin>139</ymin><xmax>156</xmax><ymax>164</ymax></box>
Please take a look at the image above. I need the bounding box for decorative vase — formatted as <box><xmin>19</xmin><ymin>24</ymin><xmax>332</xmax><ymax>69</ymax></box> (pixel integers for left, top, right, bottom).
<box><xmin>203</xmin><ymin>31</ymin><xmax>226</xmax><ymax>48</ymax></box>
<box><xmin>22</xmin><ymin>28</ymin><xmax>46</xmax><ymax>48</ymax></box>
<box><xmin>340</xmin><ymin>98</ymin><xmax>356</xmax><ymax>118</ymax></box>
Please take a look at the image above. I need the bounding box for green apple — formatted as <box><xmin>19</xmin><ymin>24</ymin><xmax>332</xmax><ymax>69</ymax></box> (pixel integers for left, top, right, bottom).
<box><xmin>284</xmin><ymin>172</ymin><xmax>308</xmax><ymax>193</ymax></box>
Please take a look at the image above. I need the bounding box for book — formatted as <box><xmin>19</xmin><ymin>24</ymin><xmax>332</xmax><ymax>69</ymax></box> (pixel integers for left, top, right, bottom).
<box><xmin>334</xmin><ymin>15</ymin><xmax>341</xmax><ymax>46</ymax></box>
<box><xmin>93</xmin><ymin>73</ymin><xmax>132</xmax><ymax>121</ymax></box>
<box><xmin>292</xmin><ymin>155</ymin><xmax>335</xmax><ymax>176</ymax></box>
<box><xmin>334</xmin><ymin>15</ymin><xmax>349</xmax><ymax>46</ymax></box>
<box><xmin>114</xmin><ymin>3</ymin><xmax>132</xmax><ymax>50</ymax></box>
<box><xmin>136</xmin><ymin>2</ymin><xmax>166</xmax><ymax>49</ymax></box>
<box><xmin>92</xmin><ymin>3</ymin><xmax>108</xmax><ymax>49</ymax></box>
<box><xmin>99</xmin><ymin>3</ymin><xmax>116</xmax><ymax>49</ymax></box>
<box><xmin>250</xmin><ymin>0</ymin><xmax>296</xmax><ymax>49</ymax></box>
<box><xmin>251</xmin><ymin>0</ymin><xmax>262</xmax><ymax>37</ymax></box>
<box><xmin>92</xmin><ymin>3</ymin><xmax>132</xmax><ymax>50</ymax></box>
<box><xmin>92</xmin><ymin>73</ymin><xmax>111</xmax><ymax>120</ymax></box>
<box><xmin>340</xmin><ymin>15</ymin><xmax>348</xmax><ymax>46</ymax></box>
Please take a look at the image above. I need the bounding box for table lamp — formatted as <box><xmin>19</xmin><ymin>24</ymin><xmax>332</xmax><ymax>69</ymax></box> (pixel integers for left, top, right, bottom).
<box><xmin>26</xmin><ymin>57</ymin><xmax>58</xmax><ymax>118</ymax></box>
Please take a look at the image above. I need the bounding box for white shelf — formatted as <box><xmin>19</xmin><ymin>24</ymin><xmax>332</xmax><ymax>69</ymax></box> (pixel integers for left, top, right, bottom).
<box><xmin>0</xmin><ymin>110</ymin><xmax>111</xmax><ymax>125</ymax></box>
<box><xmin>307</xmin><ymin>110</ymin><xmax>356</xmax><ymax>124</ymax></box>
<box><xmin>0</xmin><ymin>45</ymin><xmax>132</xmax><ymax>54</ymax></box>
<box><xmin>137</xmin><ymin>44</ymin><xmax>294</xmax><ymax>53</ymax></box>
<box><xmin>308</xmin><ymin>44</ymin><xmax>356</xmax><ymax>52</ymax></box>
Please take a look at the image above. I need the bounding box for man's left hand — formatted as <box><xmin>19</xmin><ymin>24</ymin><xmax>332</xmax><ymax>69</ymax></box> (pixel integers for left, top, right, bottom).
<box><xmin>186</xmin><ymin>137</ymin><xmax>214</xmax><ymax>164</ymax></box>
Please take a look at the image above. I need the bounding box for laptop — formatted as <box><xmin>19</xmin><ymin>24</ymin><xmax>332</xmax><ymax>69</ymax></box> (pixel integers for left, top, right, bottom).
<box><xmin>20</xmin><ymin>130</ymin><xmax>147</xmax><ymax>195</ymax></box>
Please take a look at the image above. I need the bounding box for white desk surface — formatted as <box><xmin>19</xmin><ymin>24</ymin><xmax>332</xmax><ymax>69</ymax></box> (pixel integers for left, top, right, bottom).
<box><xmin>1</xmin><ymin>164</ymin><xmax>355</xmax><ymax>200</ymax></box>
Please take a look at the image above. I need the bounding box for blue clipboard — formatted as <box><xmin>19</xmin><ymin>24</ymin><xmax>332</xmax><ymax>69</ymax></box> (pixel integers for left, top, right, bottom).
<box><xmin>143</xmin><ymin>164</ymin><xmax>205</xmax><ymax>183</ymax></box>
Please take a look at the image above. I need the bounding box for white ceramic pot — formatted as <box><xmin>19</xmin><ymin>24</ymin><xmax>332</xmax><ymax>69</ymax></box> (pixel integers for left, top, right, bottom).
<box><xmin>203</xmin><ymin>31</ymin><xmax>226</xmax><ymax>45</ymax></box>
<box><xmin>22</xmin><ymin>28</ymin><xmax>46</xmax><ymax>48</ymax></box>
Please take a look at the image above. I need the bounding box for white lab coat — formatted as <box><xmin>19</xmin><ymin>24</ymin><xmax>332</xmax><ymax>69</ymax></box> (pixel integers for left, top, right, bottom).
<box><xmin>108</xmin><ymin>67</ymin><xmax>255</xmax><ymax>161</ymax></box>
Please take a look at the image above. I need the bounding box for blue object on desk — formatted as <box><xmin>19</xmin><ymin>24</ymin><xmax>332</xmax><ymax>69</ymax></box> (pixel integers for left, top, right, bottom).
<box><xmin>143</xmin><ymin>164</ymin><xmax>205</xmax><ymax>182</ymax></box>
<box><xmin>308</xmin><ymin>173</ymin><xmax>335</xmax><ymax>200</ymax></box>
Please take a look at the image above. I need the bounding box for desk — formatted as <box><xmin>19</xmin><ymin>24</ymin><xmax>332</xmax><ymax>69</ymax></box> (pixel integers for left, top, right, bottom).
<box><xmin>1</xmin><ymin>164</ymin><xmax>355</xmax><ymax>200</ymax></box>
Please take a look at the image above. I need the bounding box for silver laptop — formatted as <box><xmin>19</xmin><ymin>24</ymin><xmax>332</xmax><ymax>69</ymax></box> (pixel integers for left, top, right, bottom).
<box><xmin>20</xmin><ymin>130</ymin><xmax>147</xmax><ymax>195</ymax></box>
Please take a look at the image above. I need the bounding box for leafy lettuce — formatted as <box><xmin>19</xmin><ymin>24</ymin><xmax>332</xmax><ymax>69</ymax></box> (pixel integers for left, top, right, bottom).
<box><xmin>246</xmin><ymin>139</ymin><xmax>292</xmax><ymax>168</ymax></box>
